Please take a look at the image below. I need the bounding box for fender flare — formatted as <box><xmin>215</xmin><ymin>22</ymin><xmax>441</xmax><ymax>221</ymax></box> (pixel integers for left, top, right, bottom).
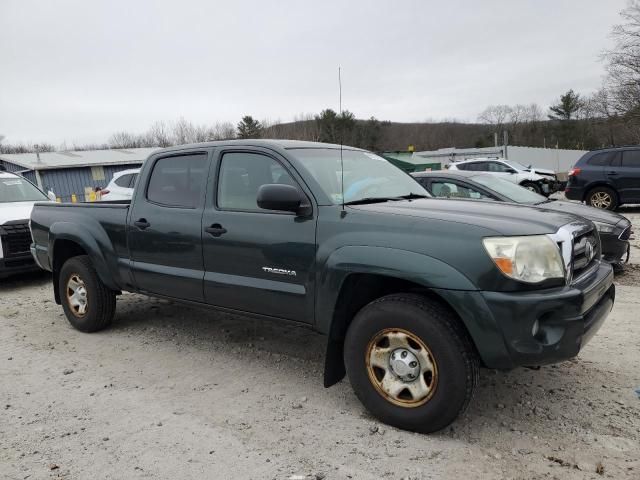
<box><xmin>49</xmin><ymin>222</ymin><xmax>121</xmax><ymax>292</ymax></box>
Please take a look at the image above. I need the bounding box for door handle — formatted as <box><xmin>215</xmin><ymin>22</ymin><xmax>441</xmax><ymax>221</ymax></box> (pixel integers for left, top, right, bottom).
<box><xmin>606</xmin><ymin>171</ymin><xmax>619</xmax><ymax>176</ymax></box>
<box><xmin>205</xmin><ymin>224</ymin><xmax>227</xmax><ymax>237</ymax></box>
<box><xmin>134</xmin><ymin>218</ymin><xmax>151</xmax><ymax>230</ymax></box>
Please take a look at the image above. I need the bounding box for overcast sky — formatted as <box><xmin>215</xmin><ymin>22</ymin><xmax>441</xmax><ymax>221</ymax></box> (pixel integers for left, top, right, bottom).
<box><xmin>0</xmin><ymin>0</ymin><xmax>627</xmax><ymax>146</ymax></box>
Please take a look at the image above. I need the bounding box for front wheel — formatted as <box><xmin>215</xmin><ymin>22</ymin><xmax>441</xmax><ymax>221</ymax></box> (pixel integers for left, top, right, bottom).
<box><xmin>344</xmin><ymin>294</ymin><xmax>479</xmax><ymax>433</ymax></box>
<box><xmin>59</xmin><ymin>255</ymin><xmax>116</xmax><ymax>332</ymax></box>
<box><xmin>520</xmin><ymin>181</ymin><xmax>542</xmax><ymax>194</ymax></box>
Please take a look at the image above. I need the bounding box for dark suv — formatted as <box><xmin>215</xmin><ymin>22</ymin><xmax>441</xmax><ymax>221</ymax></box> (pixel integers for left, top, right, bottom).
<box><xmin>565</xmin><ymin>146</ymin><xmax>640</xmax><ymax>210</ymax></box>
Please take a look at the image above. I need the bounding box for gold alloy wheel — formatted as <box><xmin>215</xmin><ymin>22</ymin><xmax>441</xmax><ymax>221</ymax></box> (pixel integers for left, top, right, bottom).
<box><xmin>66</xmin><ymin>274</ymin><xmax>89</xmax><ymax>318</ymax></box>
<box><xmin>365</xmin><ymin>328</ymin><xmax>438</xmax><ymax>408</ymax></box>
<box><xmin>591</xmin><ymin>191</ymin><xmax>612</xmax><ymax>209</ymax></box>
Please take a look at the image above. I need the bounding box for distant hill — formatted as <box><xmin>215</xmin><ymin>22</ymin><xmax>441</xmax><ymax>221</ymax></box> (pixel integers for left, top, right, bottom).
<box><xmin>264</xmin><ymin>116</ymin><xmax>626</xmax><ymax>153</ymax></box>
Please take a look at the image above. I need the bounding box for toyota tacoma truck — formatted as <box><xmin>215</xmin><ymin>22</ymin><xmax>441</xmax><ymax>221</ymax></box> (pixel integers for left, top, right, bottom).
<box><xmin>30</xmin><ymin>140</ymin><xmax>615</xmax><ymax>433</ymax></box>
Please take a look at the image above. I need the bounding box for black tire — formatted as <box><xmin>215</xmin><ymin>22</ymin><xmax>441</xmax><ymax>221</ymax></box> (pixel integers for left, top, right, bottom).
<box><xmin>344</xmin><ymin>293</ymin><xmax>479</xmax><ymax>433</ymax></box>
<box><xmin>520</xmin><ymin>181</ymin><xmax>542</xmax><ymax>194</ymax></box>
<box><xmin>58</xmin><ymin>255</ymin><xmax>116</xmax><ymax>332</ymax></box>
<box><xmin>586</xmin><ymin>186</ymin><xmax>618</xmax><ymax>210</ymax></box>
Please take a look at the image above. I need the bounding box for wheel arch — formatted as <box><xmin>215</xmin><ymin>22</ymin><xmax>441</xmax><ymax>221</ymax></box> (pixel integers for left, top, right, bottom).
<box><xmin>49</xmin><ymin>223</ymin><xmax>120</xmax><ymax>303</ymax></box>
<box><xmin>318</xmin><ymin>247</ymin><xmax>483</xmax><ymax>387</ymax></box>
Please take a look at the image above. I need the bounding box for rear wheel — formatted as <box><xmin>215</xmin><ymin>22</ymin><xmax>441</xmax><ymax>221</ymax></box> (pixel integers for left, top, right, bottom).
<box><xmin>586</xmin><ymin>186</ymin><xmax>618</xmax><ymax>210</ymax></box>
<box><xmin>59</xmin><ymin>255</ymin><xmax>116</xmax><ymax>332</ymax></box>
<box><xmin>520</xmin><ymin>181</ymin><xmax>542</xmax><ymax>194</ymax></box>
<box><xmin>344</xmin><ymin>293</ymin><xmax>479</xmax><ymax>433</ymax></box>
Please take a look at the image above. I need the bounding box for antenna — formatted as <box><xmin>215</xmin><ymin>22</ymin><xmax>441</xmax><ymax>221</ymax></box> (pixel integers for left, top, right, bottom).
<box><xmin>339</xmin><ymin>66</ymin><xmax>345</xmax><ymax>213</ymax></box>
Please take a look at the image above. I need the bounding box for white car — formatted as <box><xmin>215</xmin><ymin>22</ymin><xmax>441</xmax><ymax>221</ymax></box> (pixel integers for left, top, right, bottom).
<box><xmin>447</xmin><ymin>158</ymin><xmax>559</xmax><ymax>195</ymax></box>
<box><xmin>100</xmin><ymin>168</ymin><xmax>140</xmax><ymax>201</ymax></box>
<box><xmin>0</xmin><ymin>170</ymin><xmax>55</xmax><ymax>278</ymax></box>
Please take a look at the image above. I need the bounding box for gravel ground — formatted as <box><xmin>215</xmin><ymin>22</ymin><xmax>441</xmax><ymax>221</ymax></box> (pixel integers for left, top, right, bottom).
<box><xmin>1</xmin><ymin>204</ymin><xmax>639</xmax><ymax>480</ymax></box>
<box><xmin>1</xmin><ymin>267</ymin><xmax>639</xmax><ymax>480</ymax></box>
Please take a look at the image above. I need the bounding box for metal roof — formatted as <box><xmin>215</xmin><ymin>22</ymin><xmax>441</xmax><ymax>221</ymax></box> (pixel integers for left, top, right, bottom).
<box><xmin>0</xmin><ymin>147</ymin><xmax>159</xmax><ymax>171</ymax></box>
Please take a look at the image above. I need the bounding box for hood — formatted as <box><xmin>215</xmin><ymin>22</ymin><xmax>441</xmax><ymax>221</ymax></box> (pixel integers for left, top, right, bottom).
<box><xmin>0</xmin><ymin>201</ymin><xmax>38</xmax><ymax>225</ymax></box>
<box><xmin>527</xmin><ymin>167</ymin><xmax>556</xmax><ymax>178</ymax></box>
<box><xmin>536</xmin><ymin>200</ymin><xmax>627</xmax><ymax>225</ymax></box>
<box><xmin>349</xmin><ymin>198</ymin><xmax>588</xmax><ymax>236</ymax></box>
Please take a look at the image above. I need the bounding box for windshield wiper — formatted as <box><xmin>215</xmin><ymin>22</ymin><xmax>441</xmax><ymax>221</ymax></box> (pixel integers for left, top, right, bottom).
<box><xmin>344</xmin><ymin>193</ymin><xmax>429</xmax><ymax>205</ymax></box>
<box><xmin>343</xmin><ymin>197</ymin><xmax>397</xmax><ymax>205</ymax></box>
<box><xmin>397</xmin><ymin>193</ymin><xmax>429</xmax><ymax>200</ymax></box>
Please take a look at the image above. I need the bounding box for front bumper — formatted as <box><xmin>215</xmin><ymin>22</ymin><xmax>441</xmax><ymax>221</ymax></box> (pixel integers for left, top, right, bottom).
<box><xmin>601</xmin><ymin>233</ymin><xmax>630</xmax><ymax>265</ymax></box>
<box><xmin>0</xmin><ymin>253</ymin><xmax>40</xmax><ymax>279</ymax></box>
<box><xmin>478</xmin><ymin>261</ymin><xmax>614</xmax><ymax>368</ymax></box>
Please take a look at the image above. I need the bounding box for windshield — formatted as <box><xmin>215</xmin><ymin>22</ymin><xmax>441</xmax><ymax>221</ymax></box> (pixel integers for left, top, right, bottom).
<box><xmin>291</xmin><ymin>148</ymin><xmax>430</xmax><ymax>204</ymax></box>
<box><xmin>471</xmin><ymin>174</ymin><xmax>547</xmax><ymax>204</ymax></box>
<box><xmin>0</xmin><ymin>176</ymin><xmax>48</xmax><ymax>203</ymax></box>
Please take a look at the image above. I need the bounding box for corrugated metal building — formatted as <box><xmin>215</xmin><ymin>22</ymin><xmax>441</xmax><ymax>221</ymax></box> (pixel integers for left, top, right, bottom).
<box><xmin>411</xmin><ymin>146</ymin><xmax>587</xmax><ymax>174</ymax></box>
<box><xmin>0</xmin><ymin>148</ymin><xmax>157</xmax><ymax>202</ymax></box>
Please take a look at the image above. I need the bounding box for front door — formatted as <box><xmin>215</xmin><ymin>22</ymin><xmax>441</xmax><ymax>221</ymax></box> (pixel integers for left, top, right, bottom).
<box><xmin>201</xmin><ymin>149</ymin><xmax>316</xmax><ymax>323</ymax></box>
<box><xmin>128</xmin><ymin>151</ymin><xmax>210</xmax><ymax>301</ymax></box>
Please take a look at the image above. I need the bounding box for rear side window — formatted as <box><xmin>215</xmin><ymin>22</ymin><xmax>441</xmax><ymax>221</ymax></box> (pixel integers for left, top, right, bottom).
<box><xmin>465</xmin><ymin>162</ymin><xmax>487</xmax><ymax>172</ymax></box>
<box><xmin>622</xmin><ymin>150</ymin><xmax>640</xmax><ymax>168</ymax></box>
<box><xmin>114</xmin><ymin>174</ymin><xmax>133</xmax><ymax>187</ymax></box>
<box><xmin>147</xmin><ymin>154</ymin><xmax>208</xmax><ymax>208</ymax></box>
<box><xmin>587</xmin><ymin>152</ymin><xmax>615</xmax><ymax>166</ymax></box>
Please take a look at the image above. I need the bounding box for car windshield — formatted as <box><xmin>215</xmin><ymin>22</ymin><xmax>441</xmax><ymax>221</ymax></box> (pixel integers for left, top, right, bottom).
<box><xmin>0</xmin><ymin>175</ymin><xmax>48</xmax><ymax>203</ymax></box>
<box><xmin>471</xmin><ymin>174</ymin><xmax>547</xmax><ymax>204</ymax></box>
<box><xmin>291</xmin><ymin>148</ymin><xmax>430</xmax><ymax>204</ymax></box>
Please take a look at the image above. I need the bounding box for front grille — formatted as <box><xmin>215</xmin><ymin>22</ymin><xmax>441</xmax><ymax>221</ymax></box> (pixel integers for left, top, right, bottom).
<box><xmin>0</xmin><ymin>220</ymin><xmax>32</xmax><ymax>257</ymax></box>
<box><xmin>572</xmin><ymin>229</ymin><xmax>599</xmax><ymax>280</ymax></box>
<box><xmin>619</xmin><ymin>225</ymin><xmax>632</xmax><ymax>241</ymax></box>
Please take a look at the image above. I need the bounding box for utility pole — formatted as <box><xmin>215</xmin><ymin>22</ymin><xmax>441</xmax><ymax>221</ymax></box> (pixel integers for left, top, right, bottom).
<box><xmin>503</xmin><ymin>131</ymin><xmax>509</xmax><ymax>160</ymax></box>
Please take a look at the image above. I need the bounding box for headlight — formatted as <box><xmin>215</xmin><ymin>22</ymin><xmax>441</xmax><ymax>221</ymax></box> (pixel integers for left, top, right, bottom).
<box><xmin>483</xmin><ymin>235</ymin><xmax>565</xmax><ymax>283</ymax></box>
<box><xmin>592</xmin><ymin>221</ymin><xmax>616</xmax><ymax>234</ymax></box>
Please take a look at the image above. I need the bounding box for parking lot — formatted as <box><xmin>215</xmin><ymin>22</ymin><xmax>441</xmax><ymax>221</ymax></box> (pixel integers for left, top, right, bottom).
<box><xmin>0</xmin><ymin>208</ymin><xmax>637</xmax><ymax>480</ymax></box>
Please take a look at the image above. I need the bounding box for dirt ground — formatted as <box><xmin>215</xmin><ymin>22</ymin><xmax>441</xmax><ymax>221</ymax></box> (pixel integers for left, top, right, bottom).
<box><xmin>1</xmin><ymin>209</ymin><xmax>639</xmax><ymax>480</ymax></box>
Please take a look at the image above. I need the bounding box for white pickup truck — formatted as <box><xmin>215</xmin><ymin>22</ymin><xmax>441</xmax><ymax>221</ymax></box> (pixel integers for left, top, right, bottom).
<box><xmin>0</xmin><ymin>170</ymin><xmax>55</xmax><ymax>278</ymax></box>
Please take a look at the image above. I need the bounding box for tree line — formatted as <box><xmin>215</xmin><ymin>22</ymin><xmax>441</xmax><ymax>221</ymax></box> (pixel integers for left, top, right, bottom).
<box><xmin>2</xmin><ymin>1</ymin><xmax>639</xmax><ymax>155</ymax></box>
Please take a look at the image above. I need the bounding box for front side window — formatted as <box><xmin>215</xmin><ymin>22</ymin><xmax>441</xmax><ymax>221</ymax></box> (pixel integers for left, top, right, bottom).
<box><xmin>487</xmin><ymin>162</ymin><xmax>510</xmax><ymax>173</ymax></box>
<box><xmin>147</xmin><ymin>154</ymin><xmax>208</xmax><ymax>208</ymax></box>
<box><xmin>430</xmin><ymin>181</ymin><xmax>492</xmax><ymax>200</ymax></box>
<box><xmin>622</xmin><ymin>150</ymin><xmax>640</xmax><ymax>168</ymax></box>
<box><xmin>0</xmin><ymin>175</ymin><xmax>47</xmax><ymax>203</ymax></box>
<box><xmin>217</xmin><ymin>152</ymin><xmax>298</xmax><ymax>211</ymax></box>
<box><xmin>291</xmin><ymin>148</ymin><xmax>429</xmax><ymax>204</ymax></box>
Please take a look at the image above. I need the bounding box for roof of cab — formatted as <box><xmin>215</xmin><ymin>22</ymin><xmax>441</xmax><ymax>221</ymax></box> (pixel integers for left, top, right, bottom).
<box><xmin>152</xmin><ymin>139</ymin><xmax>365</xmax><ymax>154</ymax></box>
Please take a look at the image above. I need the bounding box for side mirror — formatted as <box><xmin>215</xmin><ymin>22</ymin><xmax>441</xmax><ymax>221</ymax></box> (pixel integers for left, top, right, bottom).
<box><xmin>47</xmin><ymin>191</ymin><xmax>57</xmax><ymax>201</ymax></box>
<box><xmin>257</xmin><ymin>184</ymin><xmax>309</xmax><ymax>215</ymax></box>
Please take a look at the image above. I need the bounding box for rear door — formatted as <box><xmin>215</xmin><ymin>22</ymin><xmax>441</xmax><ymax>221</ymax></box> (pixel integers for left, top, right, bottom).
<box><xmin>614</xmin><ymin>150</ymin><xmax>640</xmax><ymax>202</ymax></box>
<box><xmin>201</xmin><ymin>148</ymin><xmax>317</xmax><ymax>323</ymax></box>
<box><xmin>128</xmin><ymin>151</ymin><xmax>210</xmax><ymax>301</ymax></box>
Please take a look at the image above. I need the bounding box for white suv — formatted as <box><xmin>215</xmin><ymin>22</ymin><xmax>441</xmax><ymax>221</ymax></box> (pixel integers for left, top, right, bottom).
<box><xmin>100</xmin><ymin>168</ymin><xmax>139</xmax><ymax>201</ymax></box>
<box><xmin>447</xmin><ymin>158</ymin><xmax>558</xmax><ymax>195</ymax></box>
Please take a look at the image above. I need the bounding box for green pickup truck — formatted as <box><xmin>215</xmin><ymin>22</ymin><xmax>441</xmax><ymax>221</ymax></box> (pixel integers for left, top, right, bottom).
<box><xmin>30</xmin><ymin>140</ymin><xmax>615</xmax><ymax>433</ymax></box>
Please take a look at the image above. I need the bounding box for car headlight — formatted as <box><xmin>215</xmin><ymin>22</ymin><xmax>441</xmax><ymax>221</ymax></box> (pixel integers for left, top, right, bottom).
<box><xmin>483</xmin><ymin>235</ymin><xmax>565</xmax><ymax>283</ymax></box>
<box><xmin>592</xmin><ymin>221</ymin><xmax>616</xmax><ymax>234</ymax></box>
